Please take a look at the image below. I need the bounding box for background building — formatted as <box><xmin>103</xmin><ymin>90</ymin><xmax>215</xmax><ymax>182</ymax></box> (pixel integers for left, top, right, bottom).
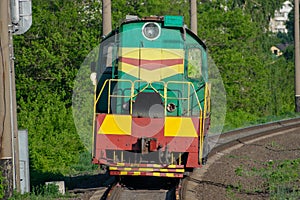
<box><xmin>269</xmin><ymin>1</ymin><xmax>293</xmax><ymax>33</ymax></box>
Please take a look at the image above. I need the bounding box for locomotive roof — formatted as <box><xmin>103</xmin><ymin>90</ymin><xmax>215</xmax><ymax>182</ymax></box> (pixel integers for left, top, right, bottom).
<box><xmin>103</xmin><ymin>15</ymin><xmax>207</xmax><ymax>50</ymax></box>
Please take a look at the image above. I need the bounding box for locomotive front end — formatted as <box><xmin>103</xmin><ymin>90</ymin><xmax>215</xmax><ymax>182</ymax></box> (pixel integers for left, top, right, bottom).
<box><xmin>92</xmin><ymin>16</ymin><xmax>210</xmax><ymax>178</ymax></box>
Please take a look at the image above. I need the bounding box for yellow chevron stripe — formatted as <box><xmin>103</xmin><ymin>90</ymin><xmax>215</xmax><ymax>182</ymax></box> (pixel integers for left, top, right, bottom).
<box><xmin>120</xmin><ymin>63</ymin><xmax>183</xmax><ymax>81</ymax></box>
<box><xmin>120</xmin><ymin>48</ymin><xmax>184</xmax><ymax>60</ymax></box>
<box><xmin>119</xmin><ymin>47</ymin><xmax>184</xmax><ymax>81</ymax></box>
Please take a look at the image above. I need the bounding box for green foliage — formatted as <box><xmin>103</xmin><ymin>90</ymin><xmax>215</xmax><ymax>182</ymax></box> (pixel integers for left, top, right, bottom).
<box><xmin>0</xmin><ymin>171</ymin><xmax>4</xmax><ymax>199</ymax></box>
<box><xmin>14</xmin><ymin>0</ymin><xmax>101</xmax><ymax>184</ymax></box>
<box><xmin>197</xmin><ymin>1</ymin><xmax>295</xmax><ymax>129</ymax></box>
<box><xmin>230</xmin><ymin>159</ymin><xmax>300</xmax><ymax>198</ymax></box>
<box><xmin>229</xmin><ymin>0</ymin><xmax>286</xmax><ymax>30</ymax></box>
<box><xmin>234</xmin><ymin>165</ymin><xmax>244</xmax><ymax>176</ymax></box>
<box><xmin>17</xmin><ymin>89</ymin><xmax>84</xmax><ymax>184</ymax></box>
<box><xmin>260</xmin><ymin>159</ymin><xmax>300</xmax><ymax>199</ymax></box>
<box><xmin>32</xmin><ymin>184</ymin><xmax>59</xmax><ymax>197</ymax></box>
<box><xmin>14</xmin><ymin>0</ymin><xmax>101</xmax><ymax>92</ymax></box>
<box><xmin>111</xmin><ymin>0</ymin><xmax>190</xmax><ymax>28</ymax></box>
<box><xmin>198</xmin><ymin>5</ymin><xmax>266</xmax><ymax>114</ymax></box>
<box><xmin>69</xmin><ymin>151</ymin><xmax>98</xmax><ymax>173</ymax></box>
<box><xmin>9</xmin><ymin>183</ymin><xmax>74</xmax><ymax>200</ymax></box>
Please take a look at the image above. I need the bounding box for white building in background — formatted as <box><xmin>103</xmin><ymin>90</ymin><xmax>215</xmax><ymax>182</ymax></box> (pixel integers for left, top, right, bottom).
<box><xmin>269</xmin><ymin>1</ymin><xmax>293</xmax><ymax>33</ymax></box>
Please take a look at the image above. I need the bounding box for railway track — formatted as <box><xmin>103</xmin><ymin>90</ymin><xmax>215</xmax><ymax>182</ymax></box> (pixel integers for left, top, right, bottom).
<box><xmin>101</xmin><ymin>177</ymin><xmax>178</xmax><ymax>200</ymax></box>
<box><xmin>182</xmin><ymin>117</ymin><xmax>300</xmax><ymax>199</ymax></box>
<box><xmin>89</xmin><ymin>117</ymin><xmax>300</xmax><ymax>200</ymax></box>
<box><xmin>208</xmin><ymin>117</ymin><xmax>300</xmax><ymax>154</ymax></box>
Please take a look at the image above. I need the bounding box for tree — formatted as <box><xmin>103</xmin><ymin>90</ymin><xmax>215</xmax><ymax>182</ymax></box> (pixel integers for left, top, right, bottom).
<box><xmin>229</xmin><ymin>0</ymin><xmax>286</xmax><ymax>30</ymax></box>
<box><xmin>198</xmin><ymin>0</ymin><xmax>295</xmax><ymax>128</ymax></box>
<box><xmin>13</xmin><ymin>0</ymin><xmax>101</xmax><ymax>182</ymax></box>
<box><xmin>111</xmin><ymin>0</ymin><xmax>190</xmax><ymax>27</ymax></box>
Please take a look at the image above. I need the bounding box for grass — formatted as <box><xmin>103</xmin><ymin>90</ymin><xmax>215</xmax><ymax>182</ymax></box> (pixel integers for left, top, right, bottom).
<box><xmin>231</xmin><ymin>158</ymin><xmax>300</xmax><ymax>199</ymax></box>
<box><xmin>0</xmin><ymin>171</ymin><xmax>4</xmax><ymax>199</ymax></box>
<box><xmin>9</xmin><ymin>184</ymin><xmax>76</xmax><ymax>200</ymax></box>
<box><xmin>263</xmin><ymin>159</ymin><xmax>300</xmax><ymax>199</ymax></box>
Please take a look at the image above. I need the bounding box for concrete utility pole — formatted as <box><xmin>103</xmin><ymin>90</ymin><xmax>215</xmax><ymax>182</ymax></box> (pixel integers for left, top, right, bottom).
<box><xmin>190</xmin><ymin>0</ymin><xmax>197</xmax><ymax>35</ymax></box>
<box><xmin>102</xmin><ymin>0</ymin><xmax>112</xmax><ymax>37</ymax></box>
<box><xmin>0</xmin><ymin>0</ymin><xmax>14</xmax><ymax>198</ymax></box>
<box><xmin>295</xmin><ymin>0</ymin><xmax>300</xmax><ymax>112</ymax></box>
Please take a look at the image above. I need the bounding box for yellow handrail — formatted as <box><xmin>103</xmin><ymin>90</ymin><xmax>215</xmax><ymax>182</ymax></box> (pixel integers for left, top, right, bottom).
<box><xmin>149</xmin><ymin>81</ymin><xmax>165</xmax><ymax>98</ymax></box>
<box><xmin>107</xmin><ymin>79</ymin><xmax>133</xmax><ymax>114</ymax></box>
<box><xmin>166</xmin><ymin>81</ymin><xmax>202</xmax><ymax>116</ymax></box>
<box><xmin>199</xmin><ymin>83</ymin><xmax>210</xmax><ymax>164</ymax></box>
<box><xmin>132</xmin><ymin>80</ymin><xmax>149</xmax><ymax>97</ymax></box>
<box><xmin>94</xmin><ymin>79</ymin><xmax>203</xmax><ymax>117</ymax></box>
<box><xmin>92</xmin><ymin>78</ymin><xmax>207</xmax><ymax>160</ymax></box>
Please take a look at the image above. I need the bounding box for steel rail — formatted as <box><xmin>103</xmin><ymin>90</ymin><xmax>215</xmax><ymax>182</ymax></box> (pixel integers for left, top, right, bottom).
<box><xmin>208</xmin><ymin>117</ymin><xmax>300</xmax><ymax>155</ymax></box>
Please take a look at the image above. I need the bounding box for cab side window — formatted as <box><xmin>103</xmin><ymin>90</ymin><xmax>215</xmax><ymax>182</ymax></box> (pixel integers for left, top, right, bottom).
<box><xmin>99</xmin><ymin>43</ymin><xmax>114</xmax><ymax>72</ymax></box>
<box><xmin>187</xmin><ymin>48</ymin><xmax>202</xmax><ymax>79</ymax></box>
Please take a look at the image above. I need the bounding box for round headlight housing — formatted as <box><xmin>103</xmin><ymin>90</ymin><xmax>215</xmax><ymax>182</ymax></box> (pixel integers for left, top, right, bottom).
<box><xmin>142</xmin><ymin>22</ymin><xmax>161</xmax><ymax>40</ymax></box>
<box><xmin>166</xmin><ymin>103</ymin><xmax>176</xmax><ymax>112</ymax></box>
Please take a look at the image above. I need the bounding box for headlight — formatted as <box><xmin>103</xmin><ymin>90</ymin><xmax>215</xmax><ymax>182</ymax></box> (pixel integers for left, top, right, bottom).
<box><xmin>142</xmin><ymin>22</ymin><xmax>161</xmax><ymax>40</ymax></box>
<box><xmin>166</xmin><ymin>103</ymin><xmax>176</xmax><ymax>112</ymax></box>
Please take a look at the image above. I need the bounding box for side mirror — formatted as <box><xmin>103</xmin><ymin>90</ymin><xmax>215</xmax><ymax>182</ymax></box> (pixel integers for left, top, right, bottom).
<box><xmin>90</xmin><ymin>61</ymin><xmax>96</xmax><ymax>72</ymax></box>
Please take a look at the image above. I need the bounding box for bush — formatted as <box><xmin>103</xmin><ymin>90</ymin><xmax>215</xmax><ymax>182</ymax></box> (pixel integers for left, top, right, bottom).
<box><xmin>0</xmin><ymin>171</ymin><xmax>4</xmax><ymax>199</ymax></box>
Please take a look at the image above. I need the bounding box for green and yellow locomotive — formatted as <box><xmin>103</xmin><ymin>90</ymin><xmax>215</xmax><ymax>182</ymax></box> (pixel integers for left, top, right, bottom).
<box><xmin>92</xmin><ymin>16</ymin><xmax>210</xmax><ymax>178</ymax></box>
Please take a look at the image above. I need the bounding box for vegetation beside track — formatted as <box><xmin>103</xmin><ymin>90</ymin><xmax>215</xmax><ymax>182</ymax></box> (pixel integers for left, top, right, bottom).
<box><xmin>232</xmin><ymin>158</ymin><xmax>300</xmax><ymax>199</ymax></box>
<box><xmin>0</xmin><ymin>171</ymin><xmax>4</xmax><ymax>199</ymax></box>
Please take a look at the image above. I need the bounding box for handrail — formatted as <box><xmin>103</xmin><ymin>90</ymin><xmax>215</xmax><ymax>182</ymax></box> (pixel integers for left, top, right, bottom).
<box><xmin>199</xmin><ymin>83</ymin><xmax>209</xmax><ymax>164</ymax></box>
<box><xmin>149</xmin><ymin>81</ymin><xmax>165</xmax><ymax>98</ymax></box>
<box><xmin>107</xmin><ymin>79</ymin><xmax>133</xmax><ymax>114</ymax></box>
<box><xmin>95</xmin><ymin>79</ymin><xmax>110</xmax><ymax>104</ymax></box>
<box><xmin>166</xmin><ymin>81</ymin><xmax>202</xmax><ymax>116</ymax></box>
<box><xmin>132</xmin><ymin>80</ymin><xmax>149</xmax><ymax>97</ymax></box>
<box><xmin>94</xmin><ymin>79</ymin><xmax>203</xmax><ymax>117</ymax></box>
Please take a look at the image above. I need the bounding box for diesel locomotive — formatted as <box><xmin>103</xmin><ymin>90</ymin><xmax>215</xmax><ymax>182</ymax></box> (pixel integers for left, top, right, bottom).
<box><xmin>92</xmin><ymin>15</ymin><xmax>210</xmax><ymax>178</ymax></box>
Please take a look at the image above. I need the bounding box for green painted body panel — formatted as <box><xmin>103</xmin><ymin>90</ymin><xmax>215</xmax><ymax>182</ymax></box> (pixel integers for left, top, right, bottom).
<box><xmin>164</xmin><ymin>15</ymin><xmax>184</xmax><ymax>27</ymax></box>
<box><xmin>120</xmin><ymin>23</ymin><xmax>184</xmax><ymax>49</ymax></box>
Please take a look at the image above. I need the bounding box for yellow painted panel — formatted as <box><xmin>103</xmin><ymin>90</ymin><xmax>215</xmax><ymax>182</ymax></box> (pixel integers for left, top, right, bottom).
<box><xmin>119</xmin><ymin>62</ymin><xmax>138</xmax><ymax>77</ymax></box>
<box><xmin>120</xmin><ymin>48</ymin><xmax>184</xmax><ymax>60</ymax></box>
<box><xmin>120</xmin><ymin>63</ymin><xmax>183</xmax><ymax>81</ymax></box>
<box><xmin>99</xmin><ymin>114</ymin><xmax>131</xmax><ymax>135</ymax></box>
<box><xmin>119</xmin><ymin>47</ymin><xmax>184</xmax><ymax>81</ymax></box>
<box><xmin>119</xmin><ymin>48</ymin><xmax>138</xmax><ymax>59</ymax></box>
<box><xmin>164</xmin><ymin>117</ymin><xmax>198</xmax><ymax>137</ymax></box>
